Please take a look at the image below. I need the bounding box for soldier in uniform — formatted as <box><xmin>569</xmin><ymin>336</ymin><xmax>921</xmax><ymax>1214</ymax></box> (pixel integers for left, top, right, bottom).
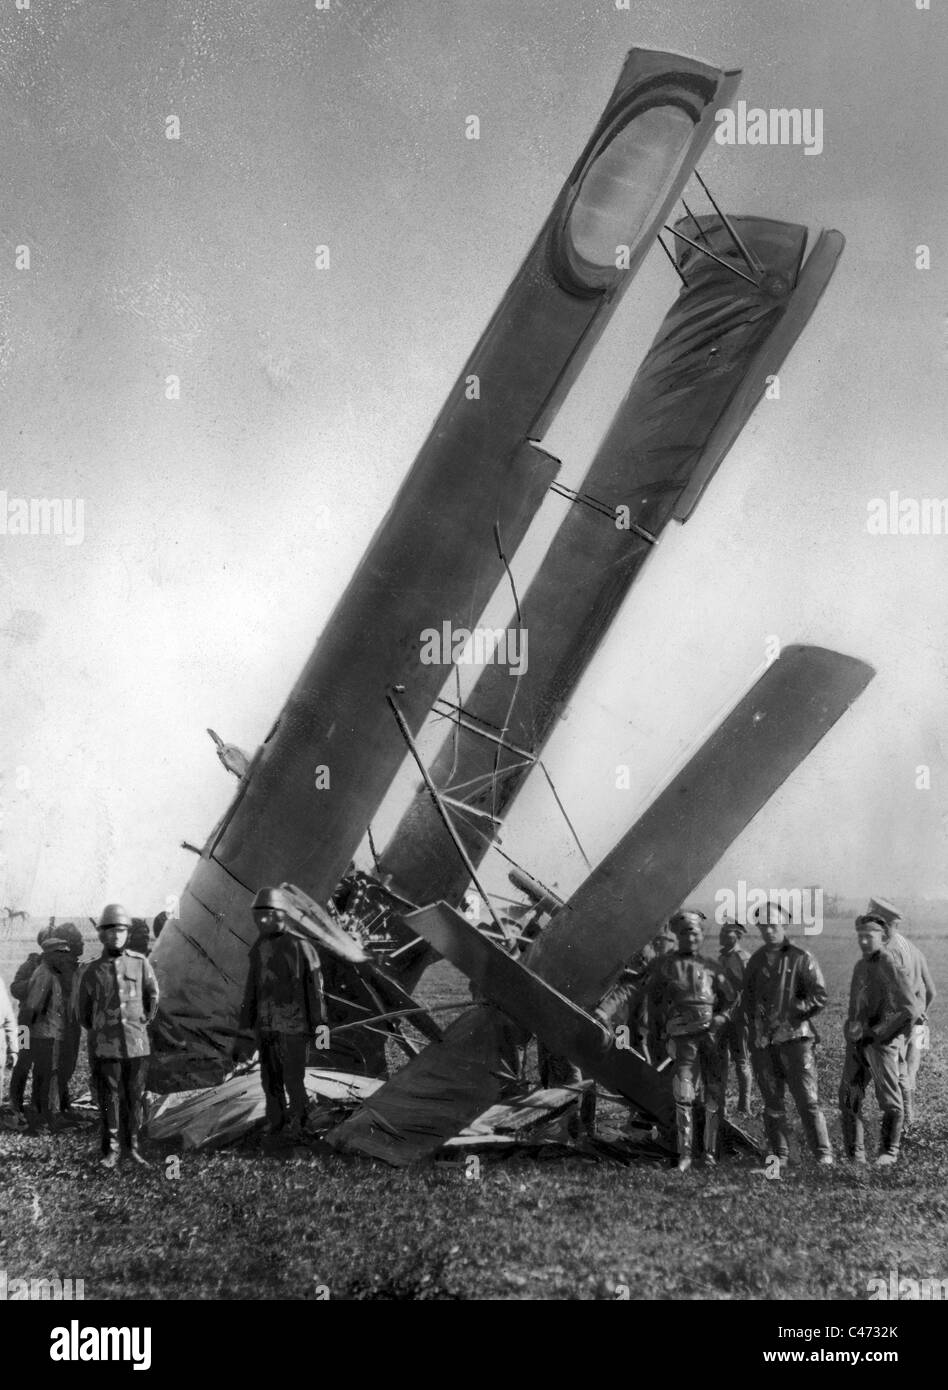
<box><xmin>863</xmin><ymin>897</ymin><xmax>936</xmax><ymax>1130</ymax></box>
<box><xmin>646</xmin><ymin>910</ymin><xmax>736</xmax><ymax>1172</ymax></box>
<box><xmin>594</xmin><ymin>921</ymin><xmax>676</xmax><ymax>1060</ymax></box>
<box><xmin>717</xmin><ymin>918</ymin><xmax>753</xmax><ymax>1116</ymax></box>
<box><xmin>52</xmin><ymin>922</ymin><xmax>84</xmax><ymax>1119</ymax></box>
<box><xmin>238</xmin><ymin>887</ymin><xmax>326</xmax><ymax>1140</ymax></box>
<box><xmin>77</xmin><ymin>903</ymin><xmax>160</xmax><ymax>1169</ymax></box>
<box><xmin>742</xmin><ymin>902</ymin><xmax>834</xmax><ymax>1167</ymax></box>
<box><xmin>20</xmin><ymin>932</ymin><xmax>78</xmax><ymax>1130</ymax></box>
<box><xmin>839</xmin><ymin>914</ymin><xmax>920</xmax><ymax>1166</ymax></box>
<box><xmin>8</xmin><ymin>925</ymin><xmax>53</xmax><ymax>1124</ymax></box>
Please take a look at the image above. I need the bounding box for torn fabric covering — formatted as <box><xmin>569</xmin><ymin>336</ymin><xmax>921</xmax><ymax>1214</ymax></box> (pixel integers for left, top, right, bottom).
<box><xmin>381</xmin><ymin>217</ymin><xmax>844</xmax><ymax>909</ymax></box>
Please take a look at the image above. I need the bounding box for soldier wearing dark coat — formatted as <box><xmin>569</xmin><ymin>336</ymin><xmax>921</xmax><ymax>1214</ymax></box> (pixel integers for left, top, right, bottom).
<box><xmin>742</xmin><ymin>903</ymin><xmax>833</xmax><ymax>1166</ymax></box>
<box><xmin>238</xmin><ymin>887</ymin><xmax>326</xmax><ymax>1139</ymax></box>
<box><xmin>77</xmin><ymin>904</ymin><xmax>160</xmax><ymax>1168</ymax></box>
<box><xmin>20</xmin><ymin>935</ymin><xmax>77</xmax><ymax>1129</ymax></box>
<box><xmin>8</xmin><ymin>925</ymin><xmax>59</xmax><ymax>1123</ymax></box>
<box><xmin>839</xmin><ymin>913</ymin><xmax>920</xmax><ymax>1167</ymax></box>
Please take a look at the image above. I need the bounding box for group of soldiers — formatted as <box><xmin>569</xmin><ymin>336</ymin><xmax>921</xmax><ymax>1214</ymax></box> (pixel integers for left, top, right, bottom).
<box><xmin>0</xmin><ymin>888</ymin><xmax>937</xmax><ymax>1174</ymax></box>
<box><xmin>0</xmin><ymin>888</ymin><xmax>325</xmax><ymax>1166</ymax></box>
<box><xmin>0</xmin><ymin>905</ymin><xmax>160</xmax><ymax>1167</ymax></box>
<box><xmin>592</xmin><ymin>896</ymin><xmax>935</xmax><ymax>1172</ymax></box>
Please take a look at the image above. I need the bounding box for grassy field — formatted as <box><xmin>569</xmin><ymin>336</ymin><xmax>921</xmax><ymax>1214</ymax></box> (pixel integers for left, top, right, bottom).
<box><xmin>1</xmin><ymin>920</ymin><xmax>945</xmax><ymax>1301</ymax></box>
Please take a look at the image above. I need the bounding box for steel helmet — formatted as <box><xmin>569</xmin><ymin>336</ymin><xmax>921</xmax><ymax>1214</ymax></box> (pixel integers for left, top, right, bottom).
<box><xmin>252</xmin><ymin>887</ymin><xmax>292</xmax><ymax>913</ymax></box>
<box><xmin>98</xmin><ymin>903</ymin><xmax>132</xmax><ymax>929</ymax></box>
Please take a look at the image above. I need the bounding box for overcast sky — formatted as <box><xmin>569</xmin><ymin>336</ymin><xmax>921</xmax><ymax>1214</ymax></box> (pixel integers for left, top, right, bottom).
<box><xmin>1</xmin><ymin>0</ymin><xmax>945</xmax><ymax>917</ymax></box>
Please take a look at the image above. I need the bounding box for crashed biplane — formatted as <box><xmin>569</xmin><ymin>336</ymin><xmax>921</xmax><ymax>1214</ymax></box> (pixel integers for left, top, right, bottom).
<box><xmin>149</xmin><ymin>46</ymin><xmax>874</xmax><ymax>1165</ymax></box>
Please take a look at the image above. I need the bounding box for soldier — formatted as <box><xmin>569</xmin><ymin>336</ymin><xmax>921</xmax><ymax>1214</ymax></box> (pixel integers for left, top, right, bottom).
<box><xmin>20</xmin><ymin>933</ymin><xmax>78</xmax><ymax>1130</ymax></box>
<box><xmin>594</xmin><ymin>921</ymin><xmax>676</xmax><ymax>1059</ymax></box>
<box><xmin>840</xmin><ymin>914</ymin><xmax>920</xmax><ymax>1166</ymax></box>
<box><xmin>743</xmin><ymin>902</ymin><xmax>834</xmax><ymax>1167</ymax></box>
<box><xmin>8</xmin><ymin>925</ymin><xmax>53</xmax><ymax>1124</ymax></box>
<box><xmin>840</xmin><ymin>914</ymin><xmax>919</xmax><ymax>1165</ymax></box>
<box><xmin>77</xmin><ymin>903</ymin><xmax>160</xmax><ymax>1169</ymax></box>
<box><xmin>237</xmin><ymin>887</ymin><xmax>326</xmax><ymax>1140</ymax></box>
<box><xmin>52</xmin><ymin>922</ymin><xmax>84</xmax><ymax>1118</ymax></box>
<box><xmin>864</xmin><ymin>897</ymin><xmax>936</xmax><ymax>1130</ymax></box>
<box><xmin>0</xmin><ymin>972</ymin><xmax>18</xmax><ymax>1113</ymax></box>
<box><xmin>646</xmin><ymin>909</ymin><xmax>736</xmax><ymax>1172</ymax></box>
<box><xmin>717</xmin><ymin>918</ymin><xmax>753</xmax><ymax>1116</ymax></box>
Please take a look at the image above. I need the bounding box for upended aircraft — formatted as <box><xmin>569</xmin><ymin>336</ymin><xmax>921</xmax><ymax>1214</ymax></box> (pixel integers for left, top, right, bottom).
<box><xmin>147</xmin><ymin>47</ymin><xmax>874</xmax><ymax>1164</ymax></box>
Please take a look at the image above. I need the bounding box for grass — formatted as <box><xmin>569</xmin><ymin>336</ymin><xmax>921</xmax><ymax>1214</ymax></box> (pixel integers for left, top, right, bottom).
<box><xmin>0</xmin><ymin>920</ymin><xmax>945</xmax><ymax>1301</ymax></box>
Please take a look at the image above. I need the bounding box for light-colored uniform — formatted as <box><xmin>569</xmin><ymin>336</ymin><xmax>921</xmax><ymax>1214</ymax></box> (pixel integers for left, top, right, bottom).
<box><xmin>884</xmin><ymin>930</ymin><xmax>935</xmax><ymax>1124</ymax></box>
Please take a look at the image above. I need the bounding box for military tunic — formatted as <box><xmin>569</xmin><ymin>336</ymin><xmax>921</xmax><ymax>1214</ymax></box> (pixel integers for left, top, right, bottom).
<box><xmin>884</xmin><ymin>930</ymin><xmax>936</xmax><ymax>1112</ymax></box>
<box><xmin>647</xmin><ymin>952</ymin><xmax>736</xmax><ymax>1163</ymax></box>
<box><xmin>839</xmin><ymin>948</ymin><xmax>918</xmax><ymax>1160</ymax></box>
<box><xmin>77</xmin><ymin>949</ymin><xmax>159</xmax><ymax>1156</ymax></box>
<box><xmin>77</xmin><ymin>950</ymin><xmax>159</xmax><ymax>1058</ymax></box>
<box><xmin>239</xmin><ymin>929</ymin><xmax>326</xmax><ymax>1134</ymax></box>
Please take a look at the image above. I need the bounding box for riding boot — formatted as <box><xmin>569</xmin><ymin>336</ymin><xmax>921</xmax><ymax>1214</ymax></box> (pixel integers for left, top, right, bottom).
<box><xmin>676</xmin><ymin>1105</ymin><xmax>693</xmax><ymax>1172</ymax></box>
<box><xmin>703</xmin><ymin>1107</ymin><xmax>721</xmax><ymax>1166</ymax></box>
<box><xmin>840</xmin><ymin>1107</ymin><xmax>866</xmax><ymax>1163</ymax></box>
<box><xmin>736</xmin><ymin>1065</ymin><xmax>752</xmax><ymax>1116</ymax></box>
<box><xmin>876</xmin><ymin>1109</ymin><xmax>903</xmax><ymax>1167</ymax></box>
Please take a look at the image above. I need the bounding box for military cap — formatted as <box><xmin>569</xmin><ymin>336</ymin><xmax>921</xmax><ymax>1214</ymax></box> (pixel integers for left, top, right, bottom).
<box><xmin>669</xmin><ymin>909</ymin><xmax>706</xmax><ymax>934</ymax></box>
<box><xmin>41</xmin><ymin>934</ymin><xmax>72</xmax><ymax>954</ymax></box>
<box><xmin>719</xmin><ymin>917</ymin><xmax>747</xmax><ymax>936</ymax></box>
<box><xmin>854</xmin><ymin>913</ymin><xmax>887</xmax><ymax>933</ymax></box>
<box><xmin>865</xmin><ymin>897</ymin><xmax>901</xmax><ymax>927</ymax></box>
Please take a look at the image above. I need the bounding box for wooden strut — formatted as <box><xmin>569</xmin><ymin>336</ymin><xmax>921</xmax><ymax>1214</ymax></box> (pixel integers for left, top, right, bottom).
<box><xmin>386</xmin><ymin>687</ymin><xmax>516</xmax><ymax>944</ymax></box>
<box><xmin>432</xmin><ymin>695</ymin><xmax>590</xmax><ymax>870</ymax></box>
<box><xmin>548</xmin><ymin>480</ymin><xmax>657</xmax><ymax>544</ymax></box>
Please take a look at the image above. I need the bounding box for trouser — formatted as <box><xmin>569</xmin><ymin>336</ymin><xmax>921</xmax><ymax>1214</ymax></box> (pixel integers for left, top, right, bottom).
<box><xmin>258</xmin><ymin>1031</ymin><xmax>308</xmax><ymax>1131</ymax></box>
<box><xmin>668</xmin><ymin>1030</ymin><xmax>726</xmax><ymax>1161</ymax></box>
<box><xmin>58</xmin><ymin>1025</ymin><xmax>81</xmax><ymax>1111</ymax></box>
<box><xmin>752</xmin><ymin>1038</ymin><xmax>832</xmax><ymax>1160</ymax></box>
<box><xmin>87</xmin><ymin>1037</ymin><xmax>99</xmax><ymax>1107</ymax></box>
<box><xmin>900</xmin><ymin>1023</ymin><xmax>928</xmax><ymax>1127</ymax></box>
<box><xmin>718</xmin><ymin>1019</ymin><xmax>753</xmax><ymax>1110</ymax></box>
<box><xmin>96</xmin><ymin>1056</ymin><xmax>150</xmax><ymax>1154</ymax></box>
<box><xmin>839</xmin><ymin>1038</ymin><xmax>905</xmax><ymax>1160</ymax></box>
<box><xmin>9</xmin><ymin>1045</ymin><xmax>33</xmax><ymax>1112</ymax></box>
<box><xmin>536</xmin><ymin>1042</ymin><xmax>597</xmax><ymax>1134</ymax></box>
<box><xmin>30</xmin><ymin>1037</ymin><xmax>62</xmax><ymax>1122</ymax></box>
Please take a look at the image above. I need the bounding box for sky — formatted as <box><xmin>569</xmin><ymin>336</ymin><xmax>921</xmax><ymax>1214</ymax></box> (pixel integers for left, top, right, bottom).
<box><xmin>0</xmin><ymin>0</ymin><xmax>945</xmax><ymax>917</ymax></box>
